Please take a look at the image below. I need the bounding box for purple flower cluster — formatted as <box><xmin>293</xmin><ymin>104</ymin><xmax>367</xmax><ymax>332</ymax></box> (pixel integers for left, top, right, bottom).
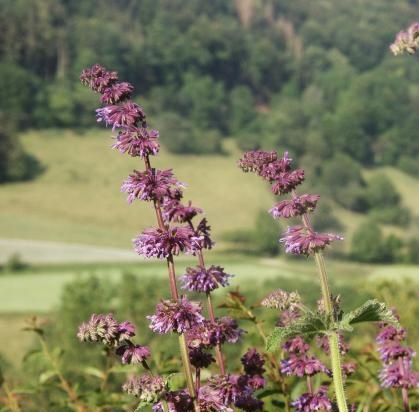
<box><xmin>291</xmin><ymin>386</ymin><xmax>332</xmax><ymax>412</ymax></box>
<box><xmin>390</xmin><ymin>22</ymin><xmax>419</xmax><ymax>55</ymax></box>
<box><xmin>163</xmin><ymin>199</ymin><xmax>203</xmax><ymax>223</ymax></box>
<box><xmin>270</xmin><ymin>194</ymin><xmax>320</xmax><ymax>219</ymax></box>
<box><xmin>186</xmin><ymin>318</ymin><xmax>244</xmax><ymax>349</ymax></box>
<box><xmin>281</xmin><ymin>337</ymin><xmax>329</xmax><ymax>378</ymax></box>
<box><xmin>280</xmin><ymin>226</ymin><xmax>342</xmax><ymax>256</ymax></box>
<box><xmin>77</xmin><ymin>313</ymin><xmax>135</xmax><ymax>346</ymax></box>
<box><xmin>133</xmin><ymin>226</ymin><xmax>201</xmax><ymax>259</ymax></box>
<box><xmin>77</xmin><ymin>314</ymin><xmax>151</xmax><ymax>366</ymax></box>
<box><xmin>121</xmin><ymin>169</ymin><xmax>184</xmax><ymax>203</ymax></box>
<box><xmin>113</xmin><ymin>126</ymin><xmax>160</xmax><ymax>157</ymax></box>
<box><xmin>261</xmin><ymin>289</ymin><xmax>301</xmax><ymax>311</ymax></box>
<box><xmin>148</xmin><ymin>297</ymin><xmax>205</xmax><ymax>334</ymax></box>
<box><xmin>181</xmin><ymin>265</ymin><xmax>233</xmax><ymax>293</ymax></box>
<box><xmin>376</xmin><ymin>324</ymin><xmax>418</xmax><ymax>389</ymax></box>
<box><xmin>123</xmin><ymin>374</ymin><xmax>166</xmax><ymax>404</ymax></box>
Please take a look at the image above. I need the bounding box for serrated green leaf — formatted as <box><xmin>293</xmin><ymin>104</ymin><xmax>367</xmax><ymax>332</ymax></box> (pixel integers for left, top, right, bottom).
<box><xmin>83</xmin><ymin>366</ymin><xmax>105</xmax><ymax>380</ymax></box>
<box><xmin>339</xmin><ymin>300</ymin><xmax>399</xmax><ymax>332</ymax></box>
<box><xmin>266</xmin><ymin>312</ymin><xmax>328</xmax><ymax>352</ymax></box>
<box><xmin>39</xmin><ymin>369</ymin><xmax>58</xmax><ymax>384</ymax></box>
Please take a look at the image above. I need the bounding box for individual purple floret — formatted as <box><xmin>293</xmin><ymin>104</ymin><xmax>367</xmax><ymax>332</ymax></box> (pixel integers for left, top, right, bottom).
<box><xmin>241</xmin><ymin>348</ymin><xmax>265</xmax><ymax>376</ymax></box>
<box><xmin>281</xmin><ymin>354</ymin><xmax>329</xmax><ymax>377</ymax></box>
<box><xmin>80</xmin><ymin>64</ymin><xmax>118</xmax><ymax>93</ymax></box>
<box><xmin>237</xmin><ymin>150</ymin><xmax>278</xmax><ymax>173</ymax></box>
<box><xmin>162</xmin><ymin>199</ymin><xmax>203</xmax><ymax>223</ymax></box>
<box><xmin>100</xmin><ymin>82</ymin><xmax>134</xmax><ymax>104</ymax></box>
<box><xmin>291</xmin><ymin>386</ymin><xmax>332</xmax><ymax>412</ymax></box>
<box><xmin>77</xmin><ymin>313</ymin><xmax>135</xmax><ymax>346</ymax></box>
<box><xmin>123</xmin><ymin>374</ymin><xmax>166</xmax><ymax>404</ymax></box>
<box><xmin>148</xmin><ymin>297</ymin><xmax>205</xmax><ymax>334</ymax></box>
<box><xmin>189</xmin><ymin>347</ymin><xmax>215</xmax><ymax>369</ymax></box>
<box><xmin>261</xmin><ymin>289</ymin><xmax>301</xmax><ymax>311</ymax></box>
<box><xmin>116</xmin><ymin>343</ymin><xmax>151</xmax><ymax>364</ymax></box>
<box><xmin>280</xmin><ymin>225</ymin><xmax>343</xmax><ymax>255</ymax></box>
<box><xmin>121</xmin><ymin>169</ymin><xmax>184</xmax><ymax>203</ymax></box>
<box><xmin>269</xmin><ymin>194</ymin><xmax>320</xmax><ymax>219</ymax></box>
<box><xmin>181</xmin><ymin>265</ymin><xmax>233</xmax><ymax>293</ymax></box>
<box><xmin>133</xmin><ymin>226</ymin><xmax>201</xmax><ymax>259</ymax></box>
<box><xmin>113</xmin><ymin>126</ymin><xmax>160</xmax><ymax>157</ymax></box>
<box><xmin>96</xmin><ymin>101</ymin><xmax>146</xmax><ymax>130</ymax></box>
<box><xmin>390</xmin><ymin>22</ymin><xmax>419</xmax><ymax>55</ymax></box>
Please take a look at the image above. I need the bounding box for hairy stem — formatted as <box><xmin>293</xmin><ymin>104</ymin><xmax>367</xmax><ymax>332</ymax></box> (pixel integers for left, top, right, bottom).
<box><xmin>399</xmin><ymin>359</ymin><xmax>411</xmax><ymax>412</ymax></box>
<box><xmin>2</xmin><ymin>382</ymin><xmax>21</xmax><ymax>412</ymax></box>
<box><xmin>179</xmin><ymin>334</ymin><xmax>200</xmax><ymax>412</ymax></box>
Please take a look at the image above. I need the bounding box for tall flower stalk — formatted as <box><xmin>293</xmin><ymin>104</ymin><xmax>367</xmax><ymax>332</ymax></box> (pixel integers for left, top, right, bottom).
<box><xmin>238</xmin><ymin>150</ymin><xmax>348</xmax><ymax>411</ymax></box>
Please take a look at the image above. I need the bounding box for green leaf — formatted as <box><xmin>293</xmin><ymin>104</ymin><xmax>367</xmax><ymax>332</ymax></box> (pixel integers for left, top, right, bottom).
<box><xmin>257</xmin><ymin>388</ymin><xmax>283</xmax><ymax>399</ymax></box>
<box><xmin>39</xmin><ymin>370</ymin><xmax>58</xmax><ymax>384</ymax></box>
<box><xmin>22</xmin><ymin>348</ymin><xmax>42</xmax><ymax>363</ymax></box>
<box><xmin>266</xmin><ymin>312</ymin><xmax>328</xmax><ymax>352</ymax></box>
<box><xmin>134</xmin><ymin>400</ymin><xmax>152</xmax><ymax>411</ymax></box>
<box><xmin>339</xmin><ymin>299</ymin><xmax>399</xmax><ymax>332</ymax></box>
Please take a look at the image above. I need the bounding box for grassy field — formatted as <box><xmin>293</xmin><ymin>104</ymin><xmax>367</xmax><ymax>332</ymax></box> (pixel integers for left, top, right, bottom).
<box><xmin>1</xmin><ymin>129</ymin><xmax>419</xmax><ymax>252</ymax></box>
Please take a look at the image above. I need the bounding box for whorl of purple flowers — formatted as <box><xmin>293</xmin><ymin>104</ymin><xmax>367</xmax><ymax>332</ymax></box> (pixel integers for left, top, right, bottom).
<box><xmin>281</xmin><ymin>337</ymin><xmax>329</xmax><ymax>377</ymax></box>
<box><xmin>189</xmin><ymin>347</ymin><xmax>215</xmax><ymax>369</ymax></box>
<box><xmin>390</xmin><ymin>22</ymin><xmax>419</xmax><ymax>55</ymax></box>
<box><xmin>291</xmin><ymin>386</ymin><xmax>332</xmax><ymax>412</ymax></box>
<box><xmin>113</xmin><ymin>126</ymin><xmax>160</xmax><ymax>158</ymax></box>
<box><xmin>163</xmin><ymin>200</ymin><xmax>203</xmax><ymax>223</ymax></box>
<box><xmin>270</xmin><ymin>194</ymin><xmax>320</xmax><ymax>219</ymax></box>
<box><xmin>148</xmin><ymin>297</ymin><xmax>205</xmax><ymax>334</ymax></box>
<box><xmin>116</xmin><ymin>343</ymin><xmax>151</xmax><ymax>364</ymax></box>
<box><xmin>77</xmin><ymin>313</ymin><xmax>135</xmax><ymax>346</ymax></box>
<box><xmin>280</xmin><ymin>226</ymin><xmax>343</xmax><ymax>256</ymax></box>
<box><xmin>133</xmin><ymin>226</ymin><xmax>201</xmax><ymax>259</ymax></box>
<box><xmin>121</xmin><ymin>168</ymin><xmax>184</xmax><ymax>203</ymax></box>
<box><xmin>376</xmin><ymin>324</ymin><xmax>418</xmax><ymax>389</ymax></box>
<box><xmin>123</xmin><ymin>374</ymin><xmax>166</xmax><ymax>404</ymax></box>
<box><xmin>181</xmin><ymin>265</ymin><xmax>233</xmax><ymax>293</ymax></box>
<box><xmin>186</xmin><ymin>317</ymin><xmax>244</xmax><ymax>349</ymax></box>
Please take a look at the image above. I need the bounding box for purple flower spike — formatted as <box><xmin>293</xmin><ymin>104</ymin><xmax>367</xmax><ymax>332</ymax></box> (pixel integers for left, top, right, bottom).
<box><xmin>162</xmin><ymin>199</ymin><xmax>203</xmax><ymax>223</ymax></box>
<box><xmin>241</xmin><ymin>348</ymin><xmax>265</xmax><ymax>376</ymax></box>
<box><xmin>269</xmin><ymin>194</ymin><xmax>320</xmax><ymax>219</ymax></box>
<box><xmin>181</xmin><ymin>265</ymin><xmax>232</xmax><ymax>293</ymax></box>
<box><xmin>117</xmin><ymin>344</ymin><xmax>151</xmax><ymax>364</ymax></box>
<box><xmin>291</xmin><ymin>386</ymin><xmax>332</xmax><ymax>412</ymax></box>
<box><xmin>148</xmin><ymin>297</ymin><xmax>205</xmax><ymax>334</ymax></box>
<box><xmin>113</xmin><ymin>126</ymin><xmax>160</xmax><ymax>157</ymax></box>
<box><xmin>96</xmin><ymin>101</ymin><xmax>146</xmax><ymax>130</ymax></box>
<box><xmin>280</xmin><ymin>225</ymin><xmax>343</xmax><ymax>255</ymax></box>
<box><xmin>238</xmin><ymin>150</ymin><xmax>278</xmax><ymax>173</ymax></box>
<box><xmin>80</xmin><ymin>64</ymin><xmax>118</xmax><ymax>93</ymax></box>
<box><xmin>100</xmin><ymin>82</ymin><xmax>134</xmax><ymax>104</ymax></box>
<box><xmin>133</xmin><ymin>226</ymin><xmax>201</xmax><ymax>259</ymax></box>
<box><xmin>121</xmin><ymin>169</ymin><xmax>184</xmax><ymax>203</ymax></box>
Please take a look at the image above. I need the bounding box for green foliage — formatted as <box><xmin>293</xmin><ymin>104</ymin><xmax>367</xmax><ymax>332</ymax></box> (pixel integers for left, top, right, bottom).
<box><xmin>350</xmin><ymin>220</ymin><xmax>401</xmax><ymax>263</ymax></box>
<box><xmin>338</xmin><ymin>299</ymin><xmax>399</xmax><ymax>332</ymax></box>
<box><xmin>266</xmin><ymin>311</ymin><xmax>329</xmax><ymax>352</ymax></box>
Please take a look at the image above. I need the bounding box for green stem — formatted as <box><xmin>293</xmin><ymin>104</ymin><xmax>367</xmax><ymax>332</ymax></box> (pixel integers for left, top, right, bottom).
<box><xmin>313</xmin><ymin>252</ymin><xmax>348</xmax><ymax>412</ymax></box>
<box><xmin>179</xmin><ymin>334</ymin><xmax>200</xmax><ymax>412</ymax></box>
